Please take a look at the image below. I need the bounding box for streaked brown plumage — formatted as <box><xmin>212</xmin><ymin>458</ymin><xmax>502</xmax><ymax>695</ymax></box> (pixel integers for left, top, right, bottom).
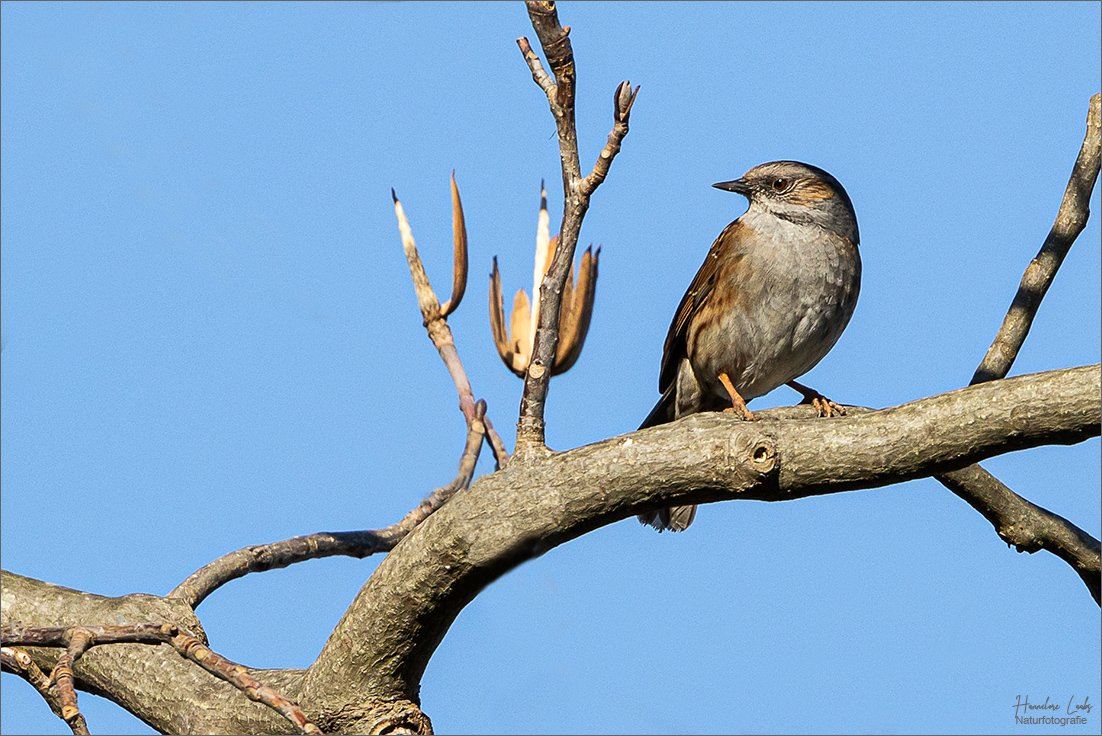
<box><xmin>639</xmin><ymin>161</ymin><xmax>861</xmax><ymax>532</ymax></box>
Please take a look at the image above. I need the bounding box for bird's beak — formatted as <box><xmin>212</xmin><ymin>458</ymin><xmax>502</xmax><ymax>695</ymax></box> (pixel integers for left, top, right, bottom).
<box><xmin>713</xmin><ymin>178</ymin><xmax>751</xmax><ymax>196</ymax></box>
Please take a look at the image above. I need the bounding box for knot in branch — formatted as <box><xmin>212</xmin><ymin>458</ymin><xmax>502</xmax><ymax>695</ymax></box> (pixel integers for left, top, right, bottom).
<box><xmin>751</xmin><ymin>439</ymin><xmax>777</xmax><ymax>471</ymax></box>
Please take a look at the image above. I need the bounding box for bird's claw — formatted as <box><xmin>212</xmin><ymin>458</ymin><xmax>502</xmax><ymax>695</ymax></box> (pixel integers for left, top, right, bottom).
<box><xmin>809</xmin><ymin>395</ymin><xmax>846</xmax><ymax>417</ymax></box>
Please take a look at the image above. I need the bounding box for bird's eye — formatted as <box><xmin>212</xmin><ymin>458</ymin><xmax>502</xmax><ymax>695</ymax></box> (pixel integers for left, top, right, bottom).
<box><xmin>772</xmin><ymin>178</ymin><xmax>791</xmax><ymax>192</ymax></box>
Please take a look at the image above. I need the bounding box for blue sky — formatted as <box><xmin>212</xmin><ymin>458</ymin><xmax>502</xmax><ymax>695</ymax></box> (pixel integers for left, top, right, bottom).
<box><xmin>2</xmin><ymin>2</ymin><xmax>1100</xmax><ymax>734</ymax></box>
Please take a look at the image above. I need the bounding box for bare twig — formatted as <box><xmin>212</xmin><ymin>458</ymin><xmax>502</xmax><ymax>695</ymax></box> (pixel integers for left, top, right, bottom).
<box><xmin>392</xmin><ymin>400</ymin><xmax>488</xmax><ymax>530</ymax></box>
<box><xmin>168</xmin><ymin>186</ymin><xmax>500</xmax><ymax>608</ymax></box>
<box><xmin>392</xmin><ymin>186</ymin><xmax>478</xmax><ymax>423</ymax></box>
<box><xmin>938</xmin><ymin>464</ymin><xmax>1101</xmax><ymax>602</ymax></box>
<box><xmin>51</xmin><ymin>628</ymin><xmax>93</xmax><ymax>729</ymax></box>
<box><xmin>516</xmin><ymin>36</ymin><xmax>556</xmax><ymax>98</ymax></box>
<box><xmin>972</xmin><ymin>92</ymin><xmax>1101</xmax><ymax>383</ymax></box>
<box><xmin>392</xmin><ymin>180</ymin><xmax>510</xmax><ymax>470</ymax></box>
<box><xmin>581</xmin><ymin>81</ymin><xmax>639</xmax><ymax>197</ymax></box>
<box><xmin>935</xmin><ymin>93</ymin><xmax>1102</xmax><ymax>604</ymax></box>
<box><xmin>482</xmin><ymin>412</ymin><xmax>510</xmax><ymax>468</ymax></box>
<box><xmin>2</xmin><ymin>623</ymin><xmax>320</xmax><ymax>735</ymax></box>
<box><xmin>2</xmin><ymin>646</ymin><xmax>53</xmax><ymax>692</ymax></box>
<box><xmin>2</xmin><ymin>645</ymin><xmax>89</xmax><ymax>735</ymax></box>
<box><xmin>392</xmin><ymin>182</ymin><xmax>511</xmax><ymax>475</ymax></box>
<box><xmin>170</xmin><ymin>629</ymin><xmax>320</xmax><ymax>734</ymax></box>
<box><xmin>169</xmin><ymin>530</ymin><xmax>397</xmax><ymax>608</ymax></box>
<box><xmin>168</xmin><ymin>407</ymin><xmax>487</xmax><ymax>609</ymax></box>
<box><xmin>168</xmin><ymin>416</ymin><xmax>489</xmax><ymax>609</ymax></box>
<box><xmin>3</xmin><ymin>623</ymin><xmax>177</xmax><ymax>647</ymax></box>
<box><xmin>514</xmin><ymin>0</ymin><xmax>637</xmax><ymax>453</ymax></box>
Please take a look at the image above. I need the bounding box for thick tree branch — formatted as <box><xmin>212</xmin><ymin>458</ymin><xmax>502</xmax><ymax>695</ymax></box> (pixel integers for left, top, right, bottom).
<box><xmin>303</xmin><ymin>364</ymin><xmax>1100</xmax><ymax>708</ymax></box>
<box><xmin>6</xmin><ymin>366</ymin><xmax>1097</xmax><ymax>732</ymax></box>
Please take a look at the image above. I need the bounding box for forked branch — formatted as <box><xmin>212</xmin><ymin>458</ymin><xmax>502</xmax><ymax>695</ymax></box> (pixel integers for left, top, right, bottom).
<box><xmin>514</xmin><ymin>0</ymin><xmax>638</xmax><ymax>453</ymax></box>
<box><xmin>2</xmin><ymin>623</ymin><xmax>320</xmax><ymax>734</ymax></box>
<box><xmin>935</xmin><ymin>92</ymin><xmax>1102</xmax><ymax>604</ymax></box>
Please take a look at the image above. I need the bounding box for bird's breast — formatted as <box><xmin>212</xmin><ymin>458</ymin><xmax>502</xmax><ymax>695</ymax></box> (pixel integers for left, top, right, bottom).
<box><xmin>686</xmin><ymin>215</ymin><xmax>860</xmax><ymax>402</ymax></box>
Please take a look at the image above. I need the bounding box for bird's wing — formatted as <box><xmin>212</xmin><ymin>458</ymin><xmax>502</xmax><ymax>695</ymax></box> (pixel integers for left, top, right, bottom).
<box><xmin>657</xmin><ymin>220</ymin><xmax>742</xmax><ymax>392</ymax></box>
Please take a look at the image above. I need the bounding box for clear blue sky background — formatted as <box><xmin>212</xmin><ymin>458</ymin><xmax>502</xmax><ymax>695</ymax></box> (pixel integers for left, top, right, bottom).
<box><xmin>3</xmin><ymin>2</ymin><xmax>1100</xmax><ymax>734</ymax></box>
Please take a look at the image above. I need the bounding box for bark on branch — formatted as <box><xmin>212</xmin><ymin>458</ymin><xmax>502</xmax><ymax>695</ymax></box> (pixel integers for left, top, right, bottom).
<box><xmin>5</xmin><ymin>365</ymin><xmax>1097</xmax><ymax>732</ymax></box>
<box><xmin>0</xmin><ymin>573</ymin><xmax>300</xmax><ymax>734</ymax></box>
<box><xmin>303</xmin><ymin>364</ymin><xmax>1100</xmax><ymax>709</ymax></box>
<box><xmin>938</xmin><ymin>464</ymin><xmax>1101</xmax><ymax>601</ymax></box>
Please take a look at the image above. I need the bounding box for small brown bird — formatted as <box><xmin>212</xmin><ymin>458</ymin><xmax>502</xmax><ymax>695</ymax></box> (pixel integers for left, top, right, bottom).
<box><xmin>639</xmin><ymin>160</ymin><xmax>861</xmax><ymax>532</ymax></box>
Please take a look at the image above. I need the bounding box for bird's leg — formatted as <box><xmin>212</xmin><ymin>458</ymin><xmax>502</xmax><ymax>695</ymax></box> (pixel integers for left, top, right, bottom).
<box><xmin>787</xmin><ymin>380</ymin><xmax>846</xmax><ymax>417</ymax></box>
<box><xmin>718</xmin><ymin>372</ymin><xmax>755</xmax><ymax>420</ymax></box>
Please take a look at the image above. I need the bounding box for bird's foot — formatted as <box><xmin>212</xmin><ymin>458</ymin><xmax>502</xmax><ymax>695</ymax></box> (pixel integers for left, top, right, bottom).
<box><xmin>787</xmin><ymin>380</ymin><xmax>846</xmax><ymax>417</ymax></box>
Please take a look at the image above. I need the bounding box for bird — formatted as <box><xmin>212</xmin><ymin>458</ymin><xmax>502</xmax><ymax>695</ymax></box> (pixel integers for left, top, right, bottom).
<box><xmin>638</xmin><ymin>160</ymin><xmax>861</xmax><ymax>532</ymax></box>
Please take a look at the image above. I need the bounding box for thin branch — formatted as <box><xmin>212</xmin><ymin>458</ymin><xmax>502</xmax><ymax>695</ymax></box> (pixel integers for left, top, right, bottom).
<box><xmin>514</xmin><ymin>0</ymin><xmax>637</xmax><ymax>453</ymax></box>
<box><xmin>935</xmin><ymin>93</ymin><xmax>1102</xmax><ymax>604</ymax></box>
<box><xmin>516</xmin><ymin>36</ymin><xmax>555</xmax><ymax>97</ymax></box>
<box><xmin>2</xmin><ymin>646</ymin><xmax>53</xmax><ymax>693</ymax></box>
<box><xmin>170</xmin><ymin>630</ymin><xmax>320</xmax><ymax>735</ymax></box>
<box><xmin>392</xmin><ymin>190</ymin><xmax>441</xmax><ymax>322</ymax></box>
<box><xmin>393</xmin><ymin>181</ymin><xmax>513</xmax><ymax>470</ymax></box>
<box><xmin>2</xmin><ymin>623</ymin><xmax>320</xmax><ymax>735</ymax></box>
<box><xmin>972</xmin><ymin>92</ymin><xmax>1101</xmax><ymax>383</ymax></box>
<box><xmin>938</xmin><ymin>464</ymin><xmax>1101</xmax><ymax>602</ymax></box>
<box><xmin>51</xmin><ymin>628</ymin><xmax>93</xmax><ymax>730</ymax></box>
<box><xmin>169</xmin><ymin>530</ymin><xmax>395</xmax><ymax>608</ymax></box>
<box><xmin>393</xmin><ymin>188</ymin><xmax>478</xmax><ymax>423</ymax></box>
<box><xmin>519</xmin><ymin>2</ymin><xmax>580</xmax><ymax>185</ymax></box>
<box><xmin>3</xmin><ymin>623</ymin><xmax>177</xmax><ymax>647</ymax></box>
<box><xmin>482</xmin><ymin>412</ymin><xmax>510</xmax><ymax>469</ymax></box>
<box><xmin>581</xmin><ymin>81</ymin><xmax>639</xmax><ymax>197</ymax></box>
<box><xmin>389</xmin><ymin>400</ymin><xmax>488</xmax><ymax>532</ymax></box>
<box><xmin>2</xmin><ymin>646</ymin><xmax>89</xmax><ymax>735</ymax></box>
<box><xmin>168</xmin><ymin>402</ymin><xmax>489</xmax><ymax>609</ymax></box>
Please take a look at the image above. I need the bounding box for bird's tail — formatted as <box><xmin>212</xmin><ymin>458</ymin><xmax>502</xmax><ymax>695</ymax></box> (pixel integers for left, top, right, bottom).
<box><xmin>637</xmin><ymin>388</ymin><xmax>697</xmax><ymax>532</ymax></box>
<box><xmin>637</xmin><ymin>504</ymin><xmax>697</xmax><ymax>532</ymax></box>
